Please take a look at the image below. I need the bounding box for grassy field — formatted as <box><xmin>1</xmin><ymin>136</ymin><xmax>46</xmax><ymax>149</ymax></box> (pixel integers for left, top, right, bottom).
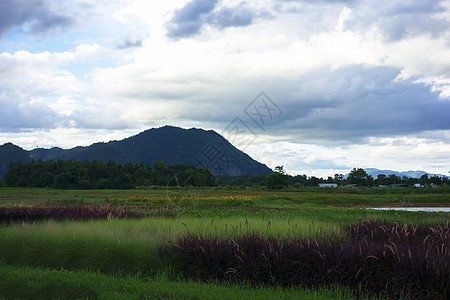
<box><xmin>0</xmin><ymin>262</ymin><xmax>367</xmax><ymax>300</ymax></box>
<box><xmin>0</xmin><ymin>186</ymin><xmax>449</xmax><ymax>207</ymax></box>
<box><xmin>0</xmin><ymin>187</ymin><xmax>448</xmax><ymax>299</ymax></box>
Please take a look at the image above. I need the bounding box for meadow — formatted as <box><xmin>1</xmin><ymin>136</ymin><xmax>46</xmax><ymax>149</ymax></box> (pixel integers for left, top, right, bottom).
<box><xmin>0</xmin><ymin>187</ymin><xmax>449</xmax><ymax>299</ymax></box>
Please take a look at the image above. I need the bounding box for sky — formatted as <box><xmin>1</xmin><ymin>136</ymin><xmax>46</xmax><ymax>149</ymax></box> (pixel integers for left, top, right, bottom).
<box><xmin>0</xmin><ymin>0</ymin><xmax>449</xmax><ymax>178</ymax></box>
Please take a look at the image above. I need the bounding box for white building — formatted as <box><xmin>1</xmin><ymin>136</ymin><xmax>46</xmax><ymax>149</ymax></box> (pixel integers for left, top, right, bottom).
<box><xmin>319</xmin><ymin>183</ymin><xmax>338</xmax><ymax>188</ymax></box>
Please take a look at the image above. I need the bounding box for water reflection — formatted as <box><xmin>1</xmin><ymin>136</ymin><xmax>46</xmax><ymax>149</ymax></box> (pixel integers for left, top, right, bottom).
<box><xmin>369</xmin><ymin>207</ymin><xmax>450</xmax><ymax>212</ymax></box>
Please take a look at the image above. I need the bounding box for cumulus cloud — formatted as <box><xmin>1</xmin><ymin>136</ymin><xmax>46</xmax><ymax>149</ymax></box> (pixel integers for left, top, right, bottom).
<box><xmin>0</xmin><ymin>50</ymin><xmax>83</xmax><ymax>131</ymax></box>
<box><xmin>273</xmin><ymin>0</ymin><xmax>450</xmax><ymax>41</ymax></box>
<box><xmin>207</xmin><ymin>3</ymin><xmax>256</xmax><ymax>29</ymax></box>
<box><xmin>344</xmin><ymin>0</ymin><xmax>450</xmax><ymax>40</ymax></box>
<box><xmin>1</xmin><ymin>0</ymin><xmax>449</xmax><ymax>176</ymax></box>
<box><xmin>324</xmin><ymin>0</ymin><xmax>450</xmax><ymax>41</ymax></box>
<box><xmin>0</xmin><ymin>98</ymin><xmax>64</xmax><ymax>131</ymax></box>
<box><xmin>0</xmin><ymin>0</ymin><xmax>74</xmax><ymax>37</ymax></box>
<box><xmin>166</xmin><ymin>0</ymin><xmax>263</xmax><ymax>38</ymax></box>
<box><xmin>116</xmin><ymin>37</ymin><xmax>143</xmax><ymax>49</ymax></box>
<box><xmin>268</xmin><ymin>65</ymin><xmax>450</xmax><ymax>142</ymax></box>
<box><xmin>166</xmin><ymin>0</ymin><xmax>219</xmax><ymax>38</ymax></box>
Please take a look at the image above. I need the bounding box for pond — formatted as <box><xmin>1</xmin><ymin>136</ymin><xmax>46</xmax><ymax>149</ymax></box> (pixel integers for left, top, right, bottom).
<box><xmin>369</xmin><ymin>207</ymin><xmax>450</xmax><ymax>212</ymax></box>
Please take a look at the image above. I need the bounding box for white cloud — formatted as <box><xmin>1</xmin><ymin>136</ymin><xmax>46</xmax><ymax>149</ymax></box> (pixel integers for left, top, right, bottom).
<box><xmin>1</xmin><ymin>0</ymin><xmax>449</xmax><ymax>176</ymax></box>
<box><xmin>246</xmin><ymin>135</ymin><xmax>450</xmax><ymax>178</ymax></box>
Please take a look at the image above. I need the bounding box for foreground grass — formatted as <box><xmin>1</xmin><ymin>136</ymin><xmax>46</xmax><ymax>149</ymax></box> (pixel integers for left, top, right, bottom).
<box><xmin>0</xmin><ymin>262</ymin><xmax>373</xmax><ymax>300</ymax></box>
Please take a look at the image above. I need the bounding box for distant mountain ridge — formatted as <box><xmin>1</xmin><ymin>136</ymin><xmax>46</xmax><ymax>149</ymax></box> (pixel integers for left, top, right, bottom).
<box><xmin>0</xmin><ymin>126</ymin><xmax>272</xmax><ymax>178</ymax></box>
<box><xmin>363</xmin><ymin>168</ymin><xmax>449</xmax><ymax>179</ymax></box>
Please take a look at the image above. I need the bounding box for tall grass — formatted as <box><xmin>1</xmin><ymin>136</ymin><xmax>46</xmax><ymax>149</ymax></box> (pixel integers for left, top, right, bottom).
<box><xmin>173</xmin><ymin>220</ymin><xmax>449</xmax><ymax>300</ymax></box>
<box><xmin>0</xmin><ymin>204</ymin><xmax>178</xmax><ymax>223</ymax></box>
<box><xmin>0</xmin><ymin>216</ymin><xmax>335</xmax><ymax>275</ymax></box>
<box><xmin>0</xmin><ymin>218</ymin><xmax>169</xmax><ymax>274</ymax></box>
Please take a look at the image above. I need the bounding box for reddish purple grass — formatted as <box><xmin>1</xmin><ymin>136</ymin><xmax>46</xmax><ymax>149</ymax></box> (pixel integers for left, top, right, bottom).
<box><xmin>173</xmin><ymin>220</ymin><xmax>449</xmax><ymax>300</ymax></box>
<box><xmin>0</xmin><ymin>205</ymin><xmax>176</xmax><ymax>222</ymax></box>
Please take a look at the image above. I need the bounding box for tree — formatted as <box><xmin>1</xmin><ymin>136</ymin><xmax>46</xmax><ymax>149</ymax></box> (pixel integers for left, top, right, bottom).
<box><xmin>135</xmin><ymin>164</ymin><xmax>153</xmax><ymax>187</ymax></box>
<box><xmin>152</xmin><ymin>161</ymin><xmax>167</xmax><ymax>186</ymax></box>
<box><xmin>347</xmin><ymin>168</ymin><xmax>373</xmax><ymax>186</ymax></box>
<box><xmin>334</xmin><ymin>174</ymin><xmax>344</xmax><ymax>183</ymax></box>
<box><xmin>419</xmin><ymin>174</ymin><xmax>429</xmax><ymax>185</ymax></box>
<box><xmin>387</xmin><ymin>174</ymin><xmax>401</xmax><ymax>184</ymax></box>
<box><xmin>275</xmin><ymin>166</ymin><xmax>287</xmax><ymax>175</ymax></box>
<box><xmin>292</xmin><ymin>174</ymin><xmax>307</xmax><ymax>186</ymax></box>
<box><xmin>375</xmin><ymin>174</ymin><xmax>388</xmax><ymax>185</ymax></box>
<box><xmin>266</xmin><ymin>166</ymin><xmax>290</xmax><ymax>189</ymax></box>
<box><xmin>307</xmin><ymin>176</ymin><xmax>320</xmax><ymax>187</ymax></box>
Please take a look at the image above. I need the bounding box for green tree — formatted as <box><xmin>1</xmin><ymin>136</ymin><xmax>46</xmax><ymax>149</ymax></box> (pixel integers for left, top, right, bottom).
<box><xmin>266</xmin><ymin>166</ymin><xmax>290</xmax><ymax>189</ymax></box>
<box><xmin>135</xmin><ymin>164</ymin><xmax>153</xmax><ymax>187</ymax></box>
<box><xmin>347</xmin><ymin>168</ymin><xmax>373</xmax><ymax>186</ymax></box>
<box><xmin>334</xmin><ymin>174</ymin><xmax>344</xmax><ymax>183</ymax></box>
<box><xmin>152</xmin><ymin>161</ymin><xmax>167</xmax><ymax>186</ymax></box>
<box><xmin>307</xmin><ymin>176</ymin><xmax>320</xmax><ymax>187</ymax></box>
<box><xmin>419</xmin><ymin>174</ymin><xmax>429</xmax><ymax>185</ymax></box>
<box><xmin>375</xmin><ymin>174</ymin><xmax>388</xmax><ymax>185</ymax></box>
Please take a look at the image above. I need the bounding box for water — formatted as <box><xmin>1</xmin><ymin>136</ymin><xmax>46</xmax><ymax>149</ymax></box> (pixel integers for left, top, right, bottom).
<box><xmin>369</xmin><ymin>207</ymin><xmax>450</xmax><ymax>212</ymax></box>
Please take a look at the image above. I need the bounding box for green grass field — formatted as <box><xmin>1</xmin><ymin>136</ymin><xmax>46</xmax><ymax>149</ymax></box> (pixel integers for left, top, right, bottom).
<box><xmin>0</xmin><ymin>262</ymin><xmax>369</xmax><ymax>300</ymax></box>
<box><xmin>1</xmin><ymin>186</ymin><xmax>449</xmax><ymax>207</ymax></box>
<box><xmin>0</xmin><ymin>187</ymin><xmax>448</xmax><ymax>299</ymax></box>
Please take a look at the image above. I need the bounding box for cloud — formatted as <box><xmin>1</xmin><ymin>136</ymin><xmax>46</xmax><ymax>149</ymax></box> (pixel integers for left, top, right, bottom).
<box><xmin>166</xmin><ymin>0</ymin><xmax>219</xmax><ymax>38</ymax></box>
<box><xmin>68</xmin><ymin>99</ymin><xmax>138</xmax><ymax>130</ymax></box>
<box><xmin>274</xmin><ymin>0</ymin><xmax>450</xmax><ymax>41</ymax></box>
<box><xmin>166</xmin><ymin>0</ymin><xmax>263</xmax><ymax>38</ymax></box>
<box><xmin>0</xmin><ymin>50</ymin><xmax>83</xmax><ymax>131</ymax></box>
<box><xmin>207</xmin><ymin>3</ymin><xmax>256</xmax><ymax>29</ymax></box>
<box><xmin>0</xmin><ymin>0</ymin><xmax>74</xmax><ymax>37</ymax></box>
<box><xmin>268</xmin><ymin>65</ymin><xmax>450</xmax><ymax>143</ymax></box>
<box><xmin>340</xmin><ymin>0</ymin><xmax>449</xmax><ymax>41</ymax></box>
<box><xmin>1</xmin><ymin>1</ymin><xmax>449</xmax><ymax>177</ymax></box>
<box><xmin>116</xmin><ymin>37</ymin><xmax>143</xmax><ymax>49</ymax></box>
<box><xmin>88</xmin><ymin>55</ymin><xmax>450</xmax><ymax>144</ymax></box>
<box><xmin>0</xmin><ymin>98</ymin><xmax>65</xmax><ymax>131</ymax></box>
<box><xmin>0</xmin><ymin>51</ymin><xmax>82</xmax><ymax>96</ymax></box>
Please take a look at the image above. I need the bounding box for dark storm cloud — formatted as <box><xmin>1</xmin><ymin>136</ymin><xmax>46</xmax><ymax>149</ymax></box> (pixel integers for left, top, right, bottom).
<box><xmin>167</xmin><ymin>0</ymin><xmax>261</xmax><ymax>39</ymax></box>
<box><xmin>0</xmin><ymin>0</ymin><xmax>73</xmax><ymax>37</ymax></box>
<box><xmin>246</xmin><ymin>65</ymin><xmax>450</xmax><ymax>143</ymax></box>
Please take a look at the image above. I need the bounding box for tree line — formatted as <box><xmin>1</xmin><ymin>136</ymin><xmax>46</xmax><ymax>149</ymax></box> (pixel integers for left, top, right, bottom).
<box><xmin>1</xmin><ymin>161</ymin><xmax>448</xmax><ymax>190</ymax></box>
<box><xmin>3</xmin><ymin>159</ymin><xmax>215</xmax><ymax>189</ymax></box>
<box><xmin>218</xmin><ymin>167</ymin><xmax>449</xmax><ymax>189</ymax></box>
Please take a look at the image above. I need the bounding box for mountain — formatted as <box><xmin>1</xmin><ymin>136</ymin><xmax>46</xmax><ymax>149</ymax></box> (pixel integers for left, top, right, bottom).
<box><xmin>0</xmin><ymin>143</ymin><xmax>32</xmax><ymax>179</ymax></box>
<box><xmin>363</xmin><ymin>168</ymin><xmax>449</xmax><ymax>179</ymax></box>
<box><xmin>0</xmin><ymin>126</ymin><xmax>272</xmax><ymax>178</ymax></box>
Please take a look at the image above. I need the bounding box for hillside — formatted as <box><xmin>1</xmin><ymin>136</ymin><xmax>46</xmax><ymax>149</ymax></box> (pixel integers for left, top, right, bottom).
<box><xmin>0</xmin><ymin>126</ymin><xmax>272</xmax><ymax>178</ymax></box>
<box><xmin>0</xmin><ymin>143</ymin><xmax>31</xmax><ymax>179</ymax></box>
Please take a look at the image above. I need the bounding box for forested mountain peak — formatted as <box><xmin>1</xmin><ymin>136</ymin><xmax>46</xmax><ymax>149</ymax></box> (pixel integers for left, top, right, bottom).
<box><xmin>0</xmin><ymin>126</ymin><xmax>272</xmax><ymax>178</ymax></box>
